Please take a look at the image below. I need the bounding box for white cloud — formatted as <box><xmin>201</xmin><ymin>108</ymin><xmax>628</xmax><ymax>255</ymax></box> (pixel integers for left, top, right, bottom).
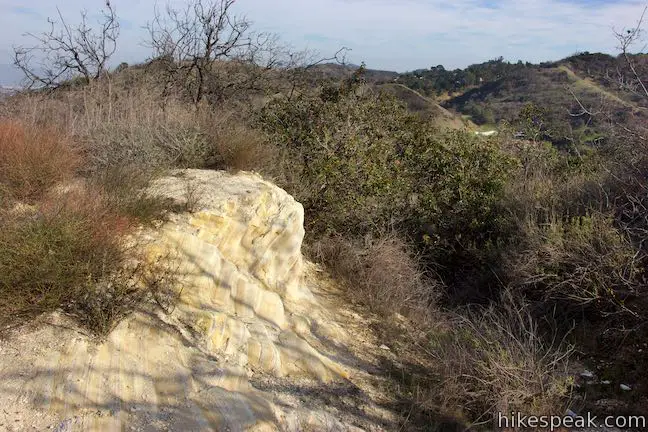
<box><xmin>230</xmin><ymin>0</ymin><xmax>646</xmax><ymax>70</ymax></box>
<box><xmin>0</xmin><ymin>0</ymin><xmax>645</xmax><ymax>81</ymax></box>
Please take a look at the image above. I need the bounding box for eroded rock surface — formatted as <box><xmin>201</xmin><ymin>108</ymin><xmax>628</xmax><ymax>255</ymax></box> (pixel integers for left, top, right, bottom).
<box><xmin>0</xmin><ymin>170</ymin><xmax>399</xmax><ymax>431</ymax></box>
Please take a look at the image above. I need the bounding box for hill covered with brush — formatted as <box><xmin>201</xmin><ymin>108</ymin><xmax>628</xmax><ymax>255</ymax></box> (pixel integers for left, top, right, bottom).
<box><xmin>2</xmin><ymin>0</ymin><xmax>648</xmax><ymax>429</ymax></box>
<box><xmin>390</xmin><ymin>53</ymin><xmax>648</xmax><ymax>147</ymax></box>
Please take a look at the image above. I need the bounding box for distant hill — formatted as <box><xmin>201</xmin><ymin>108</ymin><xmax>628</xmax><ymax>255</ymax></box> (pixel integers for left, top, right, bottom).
<box><xmin>561</xmin><ymin>52</ymin><xmax>648</xmax><ymax>108</ymax></box>
<box><xmin>307</xmin><ymin>55</ymin><xmax>648</xmax><ymax>142</ymax></box>
<box><xmin>388</xmin><ymin>53</ymin><xmax>648</xmax><ymax>146</ymax></box>
<box><xmin>305</xmin><ymin>63</ymin><xmax>468</xmax><ymax>129</ymax></box>
<box><xmin>7</xmin><ymin>53</ymin><xmax>642</xmax><ymax>143</ymax></box>
<box><xmin>305</xmin><ymin>63</ymin><xmax>359</xmax><ymax>79</ymax></box>
<box><xmin>308</xmin><ymin>63</ymin><xmax>399</xmax><ymax>83</ymax></box>
<box><xmin>373</xmin><ymin>83</ymin><xmax>469</xmax><ymax>129</ymax></box>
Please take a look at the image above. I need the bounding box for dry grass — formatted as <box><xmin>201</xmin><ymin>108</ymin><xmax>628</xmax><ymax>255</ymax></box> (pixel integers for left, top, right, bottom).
<box><xmin>497</xmin><ymin>135</ymin><xmax>641</xmax><ymax>319</ymax></box>
<box><xmin>199</xmin><ymin>112</ymin><xmax>280</xmax><ymax>172</ymax></box>
<box><xmin>422</xmin><ymin>293</ymin><xmax>574</xmax><ymax>428</ymax></box>
<box><xmin>89</xmin><ymin>165</ymin><xmax>173</xmax><ymax>223</ymax></box>
<box><xmin>311</xmin><ymin>230</ymin><xmax>575</xmax><ymax>429</ymax></box>
<box><xmin>0</xmin><ymin>189</ymin><xmax>125</xmax><ymax>331</ymax></box>
<box><xmin>1</xmin><ymin>79</ymin><xmax>282</xmax><ymax>177</ymax></box>
<box><xmin>213</xmin><ymin>125</ymin><xmax>278</xmax><ymax>172</ymax></box>
<box><xmin>0</xmin><ymin>118</ymin><xmax>178</xmax><ymax>336</ymax></box>
<box><xmin>1</xmin><ymin>81</ymin><xmax>208</xmax><ymax>172</ymax></box>
<box><xmin>0</xmin><ymin>75</ymin><xmax>281</xmax><ymax>336</ymax></box>
<box><xmin>310</xmin><ymin>233</ymin><xmax>438</xmax><ymax>318</ymax></box>
<box><xmin>0</xmin><ymin>119</ymin><xmax>80</xmax><ymax>201</ymax></box>
<box><xmin>0</xmin><ymin>168</ymin><xmax>179</xmax><ymax>336</ymax></box>
<box><xmin>508</xmin><ymin>213</ymin><xmax>640</xmax><ymax>317</ymax></box>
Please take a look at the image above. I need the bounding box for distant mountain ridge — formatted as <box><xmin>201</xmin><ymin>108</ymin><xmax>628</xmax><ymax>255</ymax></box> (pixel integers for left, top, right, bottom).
<box><xmin>308</xmin><ymin>63</ymin><xmax>398</xmax><ymax>82</ymax></box>
<box><xmin>286</xmin><ymin>53</ymin><xmax>648</xmax><ymax>139</ymax></box>
<box><xmin>348</xmin><ymin>52</ymin><xmax>648</xmax><ymax>146</ymax></box>
<box><xmin>437</xmin><ymin>53</ymin><xmax>648</xmax><ymax>145</ymax></box>
<box><xmin>3</xmin><ymin>52</ymin><xmax>644</xmax><ymax>144</ymax></box>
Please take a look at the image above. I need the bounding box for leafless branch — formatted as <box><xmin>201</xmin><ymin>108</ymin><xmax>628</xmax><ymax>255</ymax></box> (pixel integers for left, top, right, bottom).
<box><xmin>12</xmin><ymin>1</ymin><xmax>120</xmax><ymax>89</ymax></box>
<box><xmin>284</xmin><ymin>47</ymin><xmax>352</xmax><ymax>100</ymax></box>
<box><xmin>146</xmin><ymin>0</ymin><xmax>287</xmax><ymax>106</ymax></box>
<box><xmin>614</xmin><ymin>6</ymin><xmax>648</xmax><ymax>98</ymax></box>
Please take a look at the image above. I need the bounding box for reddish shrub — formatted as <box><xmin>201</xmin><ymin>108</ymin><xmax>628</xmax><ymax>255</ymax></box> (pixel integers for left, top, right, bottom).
<box><xmin>0</xmin><ymin>120</ymin><xmax>81</xmax><ymax>201</ymax></box>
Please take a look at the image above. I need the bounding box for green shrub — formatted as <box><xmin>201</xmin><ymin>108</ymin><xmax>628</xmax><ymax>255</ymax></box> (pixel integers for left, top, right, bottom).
<box><xmin>259</xmin><ymin>81</ymin><xmax>412</xmax><ymax>235</ymax></box>
<box><xmin>259</xmin><ymin>73</ymin><xmax>513</xmax><ymax>247</ymax></box>
<box><xmin>403</xmin><ymin>129</ymin><xmax>514</xmax><ymax>249</ymax></box>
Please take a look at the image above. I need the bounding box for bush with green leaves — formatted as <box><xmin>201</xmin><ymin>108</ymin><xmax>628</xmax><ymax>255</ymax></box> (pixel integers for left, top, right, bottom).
<box><xmin>259</xmin><ymin>79</ymin><xmax>411</xmax><ymax>235</ymax></box>
<box><xmin>258</xmin><ymin>71</ymin><xmax>514</xmax><ymax>253</ymax></box>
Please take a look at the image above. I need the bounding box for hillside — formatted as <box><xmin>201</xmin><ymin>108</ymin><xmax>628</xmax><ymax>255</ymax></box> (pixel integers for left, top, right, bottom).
<box><xmin>304</xmin><ymin>64</ymin><xmax>470</xmax><ymax>129</ymax></box>
<box><xmin>3</xmin><ymin>1</ymin><xmax>648</xmax><ymax>429</ymax></box>
<box><xmin>444</xmin><ymin>64</ymin><xmax>599</xmax><ymax>143</ymax></box>
<box><xmin>563</xmin><ymin>52</ymin><xmax>648</xmax><ymax>107</ymax></box>
<box><xmin>310</xmin><ymin>54</ymin><xmax>648</xmax><ymax>144</ymax></box>
<box><xmin>391</xmin><ymin>53</ymin><xmax>648</xmax><ymax>146</ymax></box>
<box><xmin>374</xmin><ymin>83</ymin><xmax>470</xmax><ymax>128</ymax></box>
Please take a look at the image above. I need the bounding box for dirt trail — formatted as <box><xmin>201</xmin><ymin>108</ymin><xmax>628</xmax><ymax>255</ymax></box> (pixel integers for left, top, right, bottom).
<box><xmin>558</xmin><ymin>65</ymin><xmax>637</xmax><ymax>108</ymax></box>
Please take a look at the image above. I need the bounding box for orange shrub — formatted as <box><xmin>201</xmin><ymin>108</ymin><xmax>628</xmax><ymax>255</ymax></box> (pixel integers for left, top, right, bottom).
<box><xmin>0</xmin><ymin>120</ymin><xmax>80</xmax><ymax>202</ymax></box>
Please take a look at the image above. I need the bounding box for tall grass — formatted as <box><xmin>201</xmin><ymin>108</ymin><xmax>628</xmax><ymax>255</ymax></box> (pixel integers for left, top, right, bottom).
<box><xmin>426</xmin><ymin>293</ymin><xmax>573</xmax><ymax>428</ymax></box>
<box><xmin>0</xmin><ymin>192</ymin><xmax>125</xmax><ymax>329</ymax></box>
<box><xmin>1</xmin><ymin>78</ymin><xmax>277</xmax><ymax>176</ymax></box>
<box><xmin>0</xmin><ymin>118</ymin><xmax>172</xmax><ymax>335</ymax></box>
<box><xmin>0</xmin><ymin>120</ymin><xmax>80</xmax><ymax>201</ymax></box>
<box><xmin>310</xmin><ymin>233</ymin><xmax>437</xmax><ymax>318</ymax></box>
<box><xmin>2</xmin><ymin>81</ymin><xmax>205</xmax><ymax>172</ymax></box>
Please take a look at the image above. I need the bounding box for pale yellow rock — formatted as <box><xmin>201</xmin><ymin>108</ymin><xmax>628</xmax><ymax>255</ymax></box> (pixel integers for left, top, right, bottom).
<box><xmin>278</xmin><ymin>330</ymin><xmax>349</xmax><ymax>382</ymax></box>
<box><xmin>247</xmin><ymin>337</ymin><xmax>283</xmax><ymax>375</ymax></box>
<box><xmin>0</xmin><ymin>170</ymin><xmax>386</xmax><ymax>431</ymax></box>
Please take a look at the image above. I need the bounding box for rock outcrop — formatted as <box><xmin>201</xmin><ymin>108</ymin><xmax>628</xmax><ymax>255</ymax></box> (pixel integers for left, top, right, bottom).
<box><xmin>0</xmin><ymin>170</ymin><xmax>398</xmax><ymax>431</ymax></box>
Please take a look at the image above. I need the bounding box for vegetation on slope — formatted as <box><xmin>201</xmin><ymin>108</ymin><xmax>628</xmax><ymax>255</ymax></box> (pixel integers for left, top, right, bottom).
<box><xmin>0</xmin><ymin>119</ymin><xmax>171</xmax><ymax>335</ymax></box>
<box><xmin>2</xmin><ymin>0</ymin><xmax>648</xmax><ymax>429</ymax></box>
<box><xmin>390</xmin><ymin>53</ymin><xmax>648</xmax><ymax>151</ymax></box>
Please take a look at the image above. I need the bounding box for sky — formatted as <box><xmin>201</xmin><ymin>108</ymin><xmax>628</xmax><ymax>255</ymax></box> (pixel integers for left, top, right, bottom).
<box><xmin>0</xmin><ymin>0</ymin><xmax>646</xmax><ymax>84</ymax></box>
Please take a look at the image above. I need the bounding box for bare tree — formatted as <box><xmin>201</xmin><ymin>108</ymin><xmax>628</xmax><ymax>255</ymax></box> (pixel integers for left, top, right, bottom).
<box><xmin>147</xmin><ymin>0</ymin><xmax>287</xmax><ymax>106</ymax></box>
<box><xmin>614</xmin><ymin>6</ymin><xmax>648</xmax><ymax>99</ymax></box>
<box><xmin>13</xmin><ymin>1</ymin><xmax>120</xmax><ymax>89</ymax></box>
<box><xmin>283</xmin><ymin>47</ymin><xmax>351</xmax><ymax>101</ymax></box>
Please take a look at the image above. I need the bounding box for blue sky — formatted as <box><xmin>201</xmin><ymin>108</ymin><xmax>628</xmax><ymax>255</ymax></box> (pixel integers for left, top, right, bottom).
<box><xmin>0</xmin><ymin>0</ymin><xmax>646</xmax><ymax>84</ymax></box>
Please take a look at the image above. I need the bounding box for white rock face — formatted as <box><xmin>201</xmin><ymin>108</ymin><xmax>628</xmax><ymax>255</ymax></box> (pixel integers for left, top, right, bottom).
<box><xmin>145</xmin><ymin>170</ymin><xmax>344</xmax><ymax>383</ymax></box>
<box><xmin>150</xmin><ymin>169</ymin><xmax>310</xmax><ymax>303</ymax></box>
<box><xmin>0</xmin><ymin>170</ymin><xmax>395</xmax><ymax>431</ymax></box>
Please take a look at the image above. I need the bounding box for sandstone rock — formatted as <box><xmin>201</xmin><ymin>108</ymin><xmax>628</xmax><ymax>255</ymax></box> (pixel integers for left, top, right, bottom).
<box><xmin>0</xmin><ymin>170</ymin><xmax>395</xmax><ymax>431</ymax></box>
